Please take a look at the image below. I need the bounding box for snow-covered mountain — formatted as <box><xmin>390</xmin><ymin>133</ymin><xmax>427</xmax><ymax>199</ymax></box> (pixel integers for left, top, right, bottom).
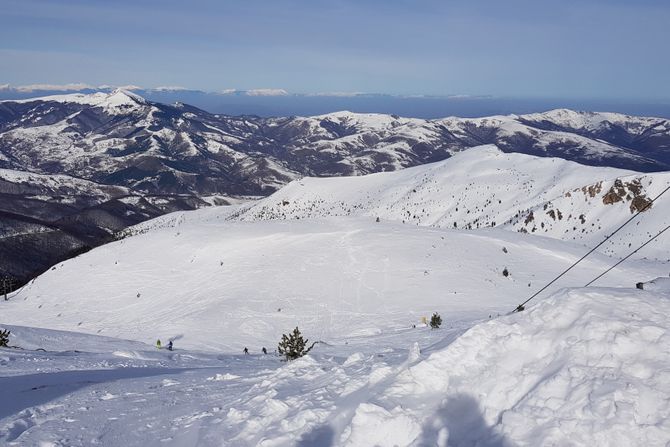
<box><xmin>0</xmin><ymin>167</ymin><xmax>207</xmax><ymax>284</ymax></box>
<box><xmin>2</xmin><ymin>90</ymin><xmax>669</xmax><ymax>198</ymax></box>
<box><xmin>2</xmin><ymin>90</ymin><xmax>669</xmax><ymax>285</ymax></box>
<box><xmin>145</xmin><ymin>146</ymin><xmax>666</xmax><ymax>259</ymax></box>
<box><xmin>2</xmin><ymin>187</ymin><xmax>669</xmax><ymax>443</ymax></box>
<box><xmin>5</xmin><ymin>149</ymin><xmax>669</xmax><ymax>348</ymax></box>
<box><xmin>2</xmin><ymin>140</ymin><xmax>670</xmax><ymax>445</ymax></box>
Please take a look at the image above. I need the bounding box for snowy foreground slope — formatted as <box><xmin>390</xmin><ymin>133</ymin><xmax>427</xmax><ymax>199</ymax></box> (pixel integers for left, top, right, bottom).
<box><xmin>1</xmin><ymin>284</ymin><xmax>669</xmax><ymax>446</ymax></box>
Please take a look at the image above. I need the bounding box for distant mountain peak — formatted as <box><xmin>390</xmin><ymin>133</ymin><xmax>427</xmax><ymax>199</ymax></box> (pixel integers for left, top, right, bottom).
<box><xmin>107</xmin><ymin>88</ymin><xmax>148</xmax><ymax>105</ymax></box>
<box><xmin>3</xmin><ymin>89</ymin><xmax>149</xmax><ymax>112</ymax></box>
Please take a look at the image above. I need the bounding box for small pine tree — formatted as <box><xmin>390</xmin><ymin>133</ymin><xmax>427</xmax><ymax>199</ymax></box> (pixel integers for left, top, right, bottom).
<box><xmin>430</xmin><ymin>312</ymin><xmax>442</xmax><ymax>329</ymax></box>
<box><xmin>278</xmin><ymin>327</ymin><xmax>317</xmax><ymax>361</ymax></box>
<box><xmin>0</xmin><ymin>329</ymin><xmax>10</xmax><ymax>347</ymax></box>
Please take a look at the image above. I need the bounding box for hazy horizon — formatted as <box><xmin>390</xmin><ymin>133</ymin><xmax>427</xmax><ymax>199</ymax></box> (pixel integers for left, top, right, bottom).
<box><xmin>2</xmin><ymin>85</ymin><xmax>669</xmax><ymax>119</ymax></box>
<box><xmin>2</xmin><ymin>0</ymin><xmax>669</xmax><ymax>101</ymax></box>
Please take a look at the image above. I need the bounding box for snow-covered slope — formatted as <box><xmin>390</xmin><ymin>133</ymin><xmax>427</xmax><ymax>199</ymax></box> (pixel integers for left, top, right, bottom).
<box><xmin>226</xmin><ymin>146</ymin><xmax>670</xmax><ymax>259</ymax></box>
<box><xmin>328</xmin><ymin>286</ymin><xmax>670</xmax><ymax>446</ymax></box>
<box><xmin>3</xmin><ymin>215</ymin><xmax>667</xmax><ymax>352</ymax></box>
<box><xmin>0</xmin><ymin>166</ymin><xmax>210</xmax><ymax>286</ymax></box>
<box><xmin>2</xmin><ymin>149</ymin><xmax>669</xmax><ymax>444</ymax></box>
<box><xmin>2</xmin><ymin>283</ymin><xmax>669</xmax><ymax>445</ymax></box>
<box><xmin>0</xmin><ymin>167</ymin><xmax>129</xmax><ymax>200</ymax></box>
<box><xmin>2</xmin><ymin>91</ymin><xmax>668</xmax><ymax>287</ymax></box>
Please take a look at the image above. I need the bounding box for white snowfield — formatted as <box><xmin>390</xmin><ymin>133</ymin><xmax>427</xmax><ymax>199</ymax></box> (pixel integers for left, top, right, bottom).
<box><xmin>2</xmin><ymin>147</ymin><xmax>670</xmax><ymax>445</ymax></box>
<box><xmin>3</xmin><ymin>216</ymin><xmax>667</xmax><ymax>352</ymax></box>
<box><xmin>1</xmin><ymin>284</ymin><xmax>669</xmax><ymax>446</ymax></box>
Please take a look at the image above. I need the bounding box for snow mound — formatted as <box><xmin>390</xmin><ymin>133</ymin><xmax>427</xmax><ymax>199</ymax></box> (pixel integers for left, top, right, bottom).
<box><xmin>357</xmin><ymin>287</ymin><xmax>670</xmax><ymax>446</ymax></box>
<box><xmin>641</xmin><ymin>276</ymin><xmax>670</xmax><ymax>292</ymax></box>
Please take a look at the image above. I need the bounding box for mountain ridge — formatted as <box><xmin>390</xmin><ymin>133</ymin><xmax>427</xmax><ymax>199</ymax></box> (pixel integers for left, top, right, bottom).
<box><xmin>1</xmin><ymin>90</ymin><xmax>669</xmax><ymax>284</ymax></box>
<box><xmin>129</xmin><ymin>146</ymin><xmax>669</xmax><ymax>260</ymax></box>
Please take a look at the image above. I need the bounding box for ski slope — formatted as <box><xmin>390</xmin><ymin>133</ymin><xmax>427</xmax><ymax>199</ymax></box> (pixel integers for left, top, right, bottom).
<box><xmin>1</xmin><ymin>282</ymin><xmax>669</xmax><ymax>446</ymax></box>
<box><xmin>2</xmin><ymin>216</ymin><xmax>667</xmax><ymax>352</ymax></box>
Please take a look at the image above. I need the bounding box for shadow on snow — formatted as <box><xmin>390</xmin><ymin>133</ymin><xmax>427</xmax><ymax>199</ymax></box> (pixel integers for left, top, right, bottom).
<box><xmin>0</xmin><ymin>367</ymin><xmax>192</xmax><ymax>420</ymax></box>
<box><xmin>418</xmin><ymin>393</ymin><xmax>513</xmax><ymax>447</ymax></box>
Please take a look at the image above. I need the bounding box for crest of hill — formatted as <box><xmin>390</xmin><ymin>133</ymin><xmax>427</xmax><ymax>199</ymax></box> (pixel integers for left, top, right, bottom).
<box><xmin>225</xmin><ymin>146</ymin><xmax>670</xmax><ymax>259</ymax></box>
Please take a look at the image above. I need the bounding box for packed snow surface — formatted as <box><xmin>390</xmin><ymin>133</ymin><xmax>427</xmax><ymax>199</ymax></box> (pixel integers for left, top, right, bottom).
<box><xmin>2</xmin><ymin>285</ymin><xmax>669</xmax><ymax>445</ymax></box>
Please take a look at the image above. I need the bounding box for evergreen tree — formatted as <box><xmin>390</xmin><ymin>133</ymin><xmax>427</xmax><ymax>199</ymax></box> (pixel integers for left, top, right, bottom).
<box><xmin>0</xmin><ymin>329</ymin><xmax>10</xmax><ymax>347</ymax></box>
<box><xmin>430</xmin><ymin>312</ymin><xmax>442</xmax><ymax>329</ymax></box>
<box><xmin>278</xmin><ymin>327</ymin><xmax>317</xmax><ymax>361</ymax></box>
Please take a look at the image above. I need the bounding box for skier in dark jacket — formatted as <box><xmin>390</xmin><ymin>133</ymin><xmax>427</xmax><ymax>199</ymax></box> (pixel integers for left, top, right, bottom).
<box><xmin>167</xmin><ymin>341</ymin><xmax>173</xmax><ymax>351</ymax></box>
<box><xmin>243</xmin><ymin>347</ymin><xmax>249</xmax><ymax>355</ymax></box>
<box><xmin>262</xmin><ymin>347</ymin><xmax>267</xmax><ymax>354</ymax></box>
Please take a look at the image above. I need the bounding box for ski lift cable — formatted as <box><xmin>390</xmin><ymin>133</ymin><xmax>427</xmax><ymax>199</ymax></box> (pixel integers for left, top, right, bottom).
<box><xmin>584</xmin><ymin>223</ymin><xmax>670</xmax><ymax>287</ymax></box>
<box><xmin>512</xmin><ymin>183</ymin><xmax>670</xmax><ymax>313</ymax></box>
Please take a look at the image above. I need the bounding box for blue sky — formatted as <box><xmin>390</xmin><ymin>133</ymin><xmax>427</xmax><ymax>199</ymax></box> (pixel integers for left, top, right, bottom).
<box><xmin>1</xmin><ymin>0</ymin><xmax>668</xmax><ymax>99</ymax></box>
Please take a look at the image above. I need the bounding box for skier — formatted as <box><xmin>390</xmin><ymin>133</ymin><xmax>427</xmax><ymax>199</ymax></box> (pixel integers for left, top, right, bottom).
<box><xmin>243</xmin><ymin>347</ymin><xmax>249</xmax><ymax>355</ymax></box>
<box><xmin>262</xmin><ymin>347</ymin><xmax>267</xmax><ymax>355</ymax></box>
<box><xmin>156</xmin><ymin>339</ymin><xmax>162</xmax><ymax>349</ymax></box>
<box><xmin>167</xmin><ymin>340</ymin><xmax>173</xmax><ymax>351</ymax></box>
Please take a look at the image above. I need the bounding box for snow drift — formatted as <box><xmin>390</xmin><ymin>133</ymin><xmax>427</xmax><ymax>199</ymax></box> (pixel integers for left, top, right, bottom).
<box><xmin>336</xmin><ymin>285</ymin><xmax>670</xmax><ymax>446</ymax></box>
<box><xmin>234</xmin><ymin>285</ymin><xmax>670</xmax><ymax>446</ymax></box>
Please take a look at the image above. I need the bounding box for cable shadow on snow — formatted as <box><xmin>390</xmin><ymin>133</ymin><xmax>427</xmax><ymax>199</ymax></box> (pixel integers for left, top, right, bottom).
<box><xmin>418</xmin><ymin>393</ymin><xmax>513</xmax><ymax>447</ymax></box>
<box><xmin>0</xmin><ymin>367</ymin><xmax>192</xmax><ymax>420</ymax></box>
<box><xmin>296</xmin><ymin>423</ymin><xmax>335</xmax><ymax>447</ymax></box>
